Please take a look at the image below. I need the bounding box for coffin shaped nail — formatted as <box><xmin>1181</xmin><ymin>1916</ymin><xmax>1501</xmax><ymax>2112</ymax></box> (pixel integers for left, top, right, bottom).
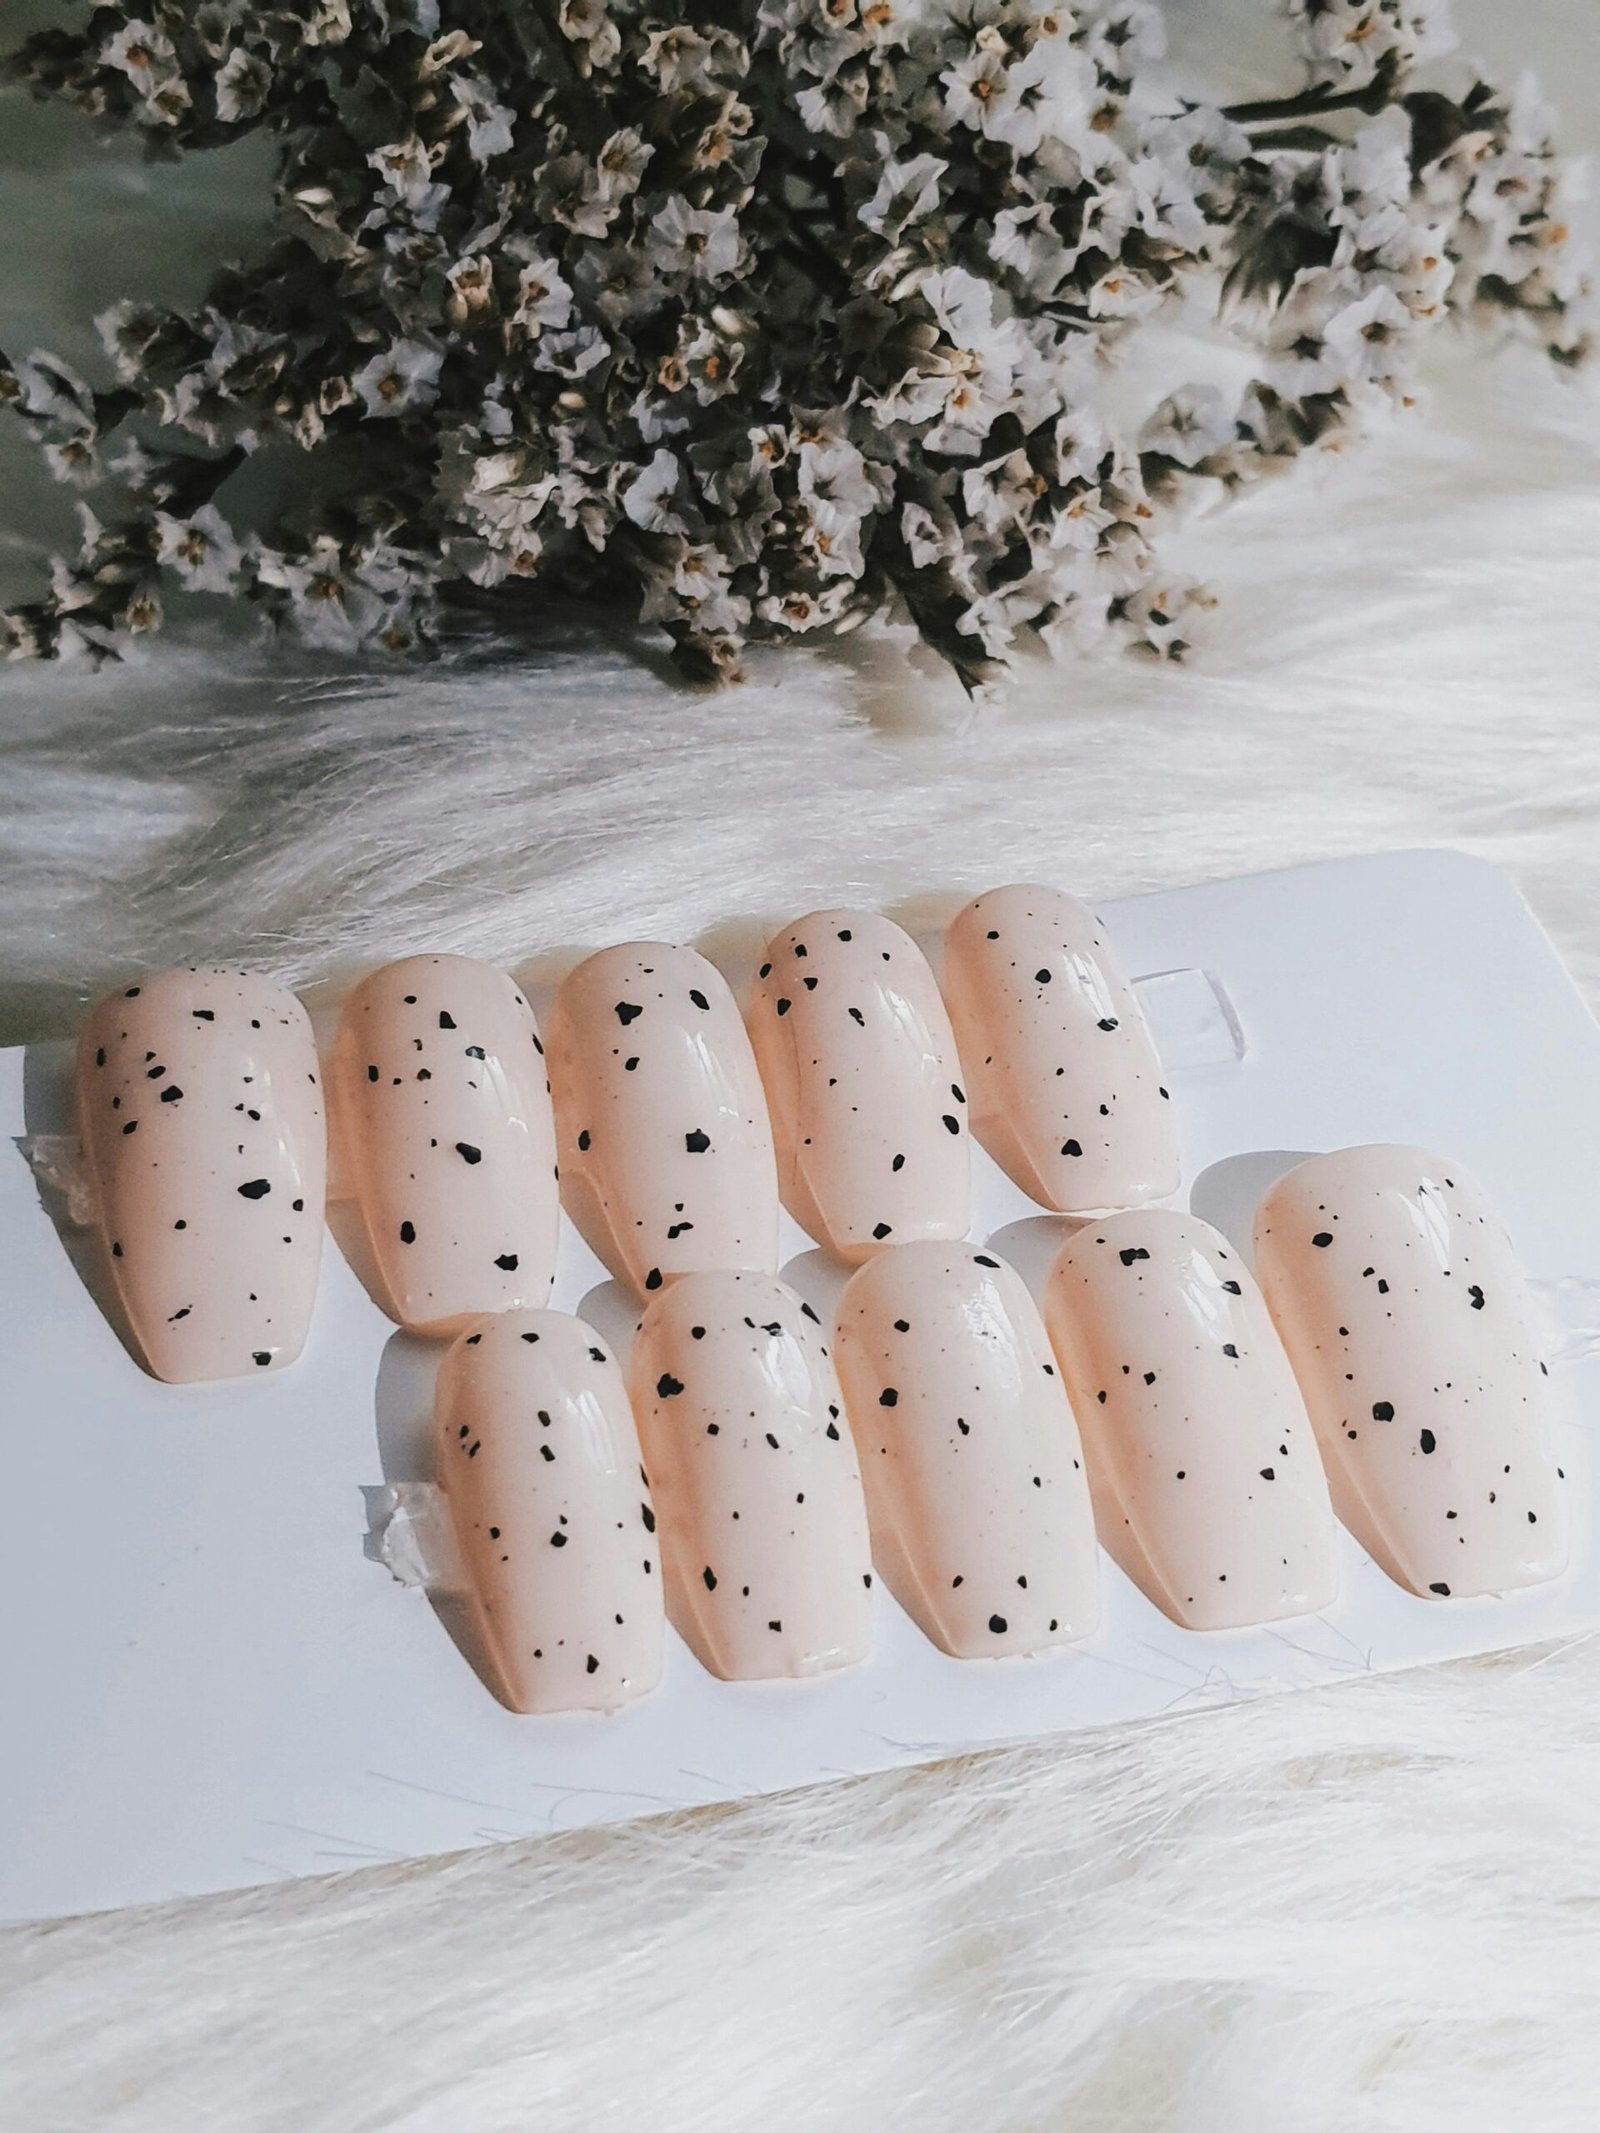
<box><xmin>628</xmin><ymin>1272</ymin><xmax>873</xmax><ymax>1681</ymax></box>
<box><xmin>1045</xmin><ymin>1211</ymin><xmax>1337</xmax><ymax>1630</ymax></box>
<box><xmin>331</xmin><ymin>955</ymin><xmax>559</xmax><ymax>1336</ymax></box>
<box><xmin>547</xmin><ymin>942</ymin><xmax>778</xmax><ymax>1296</ymax></box>
<box><xmin>943</xmin><ymin>884</ymin><xmax>1179</xmax><ymax>1214</ymax></box>
<box><xmin>834</xmin><ymin>1243</ymin><xmax>1100</xmax><ymax>1658</ymax></box>
<box><xmin>747</xmin><ymin>909</ymin><xmax>969</xmax><ymax>1261</ymax></box>
<box><xmin>1254</xmin><ymin>1146</ymin><xmax>1567</xmax><ymax>1600</ymax></box>
<box><xmin>76</xmin><ymin>967</ymin><xmax>326</xmax><ymax>1382</ymax></box>
<box><xmin>434</xmin><ymin>1310</ymin><xmax>664</xmax><ymax>1714</ymax></box>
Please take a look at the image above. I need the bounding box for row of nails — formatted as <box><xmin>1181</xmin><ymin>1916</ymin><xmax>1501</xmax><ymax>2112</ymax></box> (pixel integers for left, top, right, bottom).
<box><xmin>72</xmin><ymin>893</ymin><xmax>1565</xmax><ymax>1713</ymax></box>
<box><xmin>440</xmin><ymin>1152</ymin><xmax>1566</xmax><ymax>1715</ymax></box>
<box><xmin>75</xmin><ymin>885</ymin><xmax>1177</xmax><ymax>1379</ymax></box>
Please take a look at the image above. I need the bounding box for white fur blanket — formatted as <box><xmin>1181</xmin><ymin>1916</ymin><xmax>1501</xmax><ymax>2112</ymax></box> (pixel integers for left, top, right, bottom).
<box><xmin>3</xmin><ymin>3</ymin><xmax>1600</xmax><ymax>2128</ymax></box>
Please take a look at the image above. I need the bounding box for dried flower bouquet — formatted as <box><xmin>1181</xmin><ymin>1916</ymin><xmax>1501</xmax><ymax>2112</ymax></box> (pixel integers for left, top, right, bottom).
<box><xmin>1</xmin><ymin>0</ymin><xmax>1590</xmax><ymax>689</ymax></box>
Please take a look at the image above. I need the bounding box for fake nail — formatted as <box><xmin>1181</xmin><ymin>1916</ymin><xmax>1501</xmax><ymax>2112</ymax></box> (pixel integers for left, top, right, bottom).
<box><xmin>547</xmin><ymin>942</ymin><xmax>778</xmax><ymax>1296</ymax></box>
<box><xmin>1254</xmin><ymin>1146</ymin><xmax>1567</xmax><ymax>1600</ymax></box>
<box><xmin>628</xmin><ymin>1271</ymin><xmax>874</xmax><ymax>1681</ymax></box>
<box><xmin>1045</xmin><ymin>1211</ymin><xmax>1338</xmax><ymax>1630</ymax></box>
<box><xmin>76</xmin><ymin>967</ymin><xmax>326</xmax><ymax>1383</ymax></box>
<box><xmin>834</xmin><ymin>1243</ymin><xmax>1100</xmax><ymax>1658</ymax></box>
<box><xmin>942</xmin><ymin>884</ymin><xmax>1179</xmax><ymax>1214</ymax></box>
<box><xmin>434</xmin><ymin>1310</ymin><xmax>664</xmax><ymax>1715</ymax></box>
<box><xmin>747</xmin><ymin>909</ymin><xmax>970</xmax><ymax>1260</ymax></box>
<box><xmin>331</xmin><ymin>956</ymin><xmax>559</xmax><ymax>1336</ymax></box>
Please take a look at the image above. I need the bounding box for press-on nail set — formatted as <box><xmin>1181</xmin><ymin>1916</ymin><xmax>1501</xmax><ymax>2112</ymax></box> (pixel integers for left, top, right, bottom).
<box><xmin>7</xmin><ymin>853</ymin><xmax>1599</xmax><ymax>1918</ymax></box>
<box><xmin>63</xmin><ymin>877</ymin><xmax>1573</xmax><ymax>1715</ymax></box>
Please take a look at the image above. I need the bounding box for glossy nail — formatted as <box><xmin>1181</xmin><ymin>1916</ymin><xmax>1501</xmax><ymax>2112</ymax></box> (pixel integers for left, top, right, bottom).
<box><xmin>434</xmin><ymin>1310</ymin><xmax>664</xmax><ymax>1714</ymax></box>
<box><xmin>76</xmin><ymin>967</ymin><xmax>326</xmax><ymax>1383</ymax></box>
<box><xmin>628</xmin><ymin>1271</ymin><xmax>873</xmax><ymax>1681</ymax></box>
<box><xmin>1045</xmin><ymin>1210</ymin><xmax>1337</xmax><ymax>1630</ymax></box>
<box><xmin>547</xmin><ymin>942</ymin><xmax>778</xmax><ymax>1296</ymax></box>
<box><xmin>834</xmin><ymin>1242</ymin><xmax>1099</xmax><ymax>1658</ymax></box>
<box><xmin>747</xmin><ymin>909</ymin><xmax>970</xmax><ymax>1261</ymax></box>
<box><xmin>331</xmin><ymin>955</ymin><xmax>559</xmax><ymax>1336</ymax></box>
<box><xmin>1254</xmin><ymin>1146</ymin><xmax>1567</xmax><ymax>1600</ymax></box>
<box><xmin>943</xmin><ymin>884</ymin><xmax>1178</xmax><ymax>1213</ymax></box>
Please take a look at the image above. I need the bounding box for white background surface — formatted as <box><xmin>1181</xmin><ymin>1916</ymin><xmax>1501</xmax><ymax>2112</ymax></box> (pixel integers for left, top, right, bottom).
<box><xmin>6</xmin><ymin>851</ymin><xmax>1600</xmax><ymax>1922</ymax></box>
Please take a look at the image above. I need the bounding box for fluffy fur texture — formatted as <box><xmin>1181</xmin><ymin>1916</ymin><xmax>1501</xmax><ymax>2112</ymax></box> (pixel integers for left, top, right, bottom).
<box><xmin>3</xmin><ymin>4</ymin><xmax>1600</xmax><ymax>2128</ymax></box>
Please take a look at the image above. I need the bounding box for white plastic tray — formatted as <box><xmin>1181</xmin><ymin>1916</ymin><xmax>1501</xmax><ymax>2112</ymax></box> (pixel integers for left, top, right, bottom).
<box><xmin>4</xmin><ymin>850</ymin><xmax>1598</xmax><ymax>1921</ymax></box>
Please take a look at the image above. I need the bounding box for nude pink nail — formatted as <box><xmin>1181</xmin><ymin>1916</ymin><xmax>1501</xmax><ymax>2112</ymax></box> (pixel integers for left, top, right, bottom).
<box><xmin>628</xmin><ymin>1271</ymin><xmax>874</xmax><ymax>1681</ymax></box>
<box><xmin>435</xmin><ymin>1310</ymin><xmax>664</xmax><ymax>1714</ymax></box>
<box><xmin>1046</xmin><ymin>1210</ymin><xmax>1338</xmax><ymax>1630</ymax></box>
<box><xmin>747</xmin><ymin>909</ymin><xmax>970</xmax><ymax>1260</ymax></box>
<box><xmin>834</xmin><ymin>1242</ymin><xmax>1100</xmax><ymax>1658</ymax></box>
<box><xmin>331</xmin><ymin>955</ymin><xmax>559</xmax><ymax>1336</ymax></box>
<box><xmin>943</xmin><ymin>884</ymin><xmax>1178</xmax><ymax>1213</ymax></box>
<box><xmin>547</xmin><ymin>942</ymin><xmax>778</xmax><ymax>1296</ymax></box>
<box><xmin>1254</xmin><ymin>1146</ymin><xmax>1568</xmax><ymax>1600</ymax></box>
<box><xmin>76</xmin><ymin>968</ymin><xmax>326</xmax><ymax>1383</ymax></box>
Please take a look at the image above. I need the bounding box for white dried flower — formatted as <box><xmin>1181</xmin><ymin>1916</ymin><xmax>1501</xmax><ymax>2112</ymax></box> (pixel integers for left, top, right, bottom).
<box><xmin>353</xmin><ymin>340</ymin><xmax>445</xmax><ymax>418</ymax></box>
<box><xmin>153</xmin><ymin>503</ymin><xmax>244</xmax><ymax>592</ymax></box>
<box><xmin>648</xmin><ymin>196</ymin><xmax>744</xmax><ymax>281</ymax></box>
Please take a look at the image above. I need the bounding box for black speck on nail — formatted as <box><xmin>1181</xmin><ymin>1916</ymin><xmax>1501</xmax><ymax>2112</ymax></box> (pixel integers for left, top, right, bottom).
<box><xmin>1119</xmin><ymin>1247</ymin><xmax>1149</xmax><ymax>1267</ymax></box>
<box><xmin>689</xmin><ymin>989</ymin><xmax>710</xmax><ymax>1011</ymax></box>
<box><xmin>615</xmin><ymin>1001</ymin><xmax>642</xmax><ymax>1025</ymax></box>
<box><xmin>645</xmin><ymin>1268</ymin><xmax>663</xmax><ymax>1290</ymax></box>
<box><xmin>988</xmin><ymin>1614</ymin><xmax>1007</xmax><ymax>1634</ymax></box>
<box><xmin>1373</xmin><ymin>1400</ymin><xmax>1395</xmax><ymax>1422</ymax></box>
<box><xmin>1312</xmin><ymin>1231</ymin><xmax>1334</xmax><ymax>1248</ymax></box>
<box><xmin>685</xmin><ymin>1128</ymin><xmax>711</xmax><ymax>1154</ymax></box>
<box><xmin>238</xmin><ymin>1178</ymin><xmax>270</xmax><ymax>1199</ymax></box>
<box><xmin>456</xmin><ymin>1142</ymin><xmax>482</xmax><ymax>1164</ymax></box>
<box><xmin>438</xmin><ymin>1011</ymin><xmax>456</xmax><ymax>1030</ymax></box>
<box><xmin>400</xmin><ymin>1221</ymin><xmax>416</xmax><ymax>1244</ymax></box>
<box><xmin>495</xmin><ymin>1253</ymin><xmax>519</xmax><ymax>1271</ymax></box>
<box><xmin>657</xmin><ymin>1373</ymin><xmax>684</xmax><ymax>1398</ymax></box>
<box><xmin>873</xmin><ymin>1222</ymin><xmax>892</xmax><ymax>1240</ymax></box>
<box><xmin>879</xmin><ymin>1387</ymin><xmax>898</xmax><ymax>1407</ymax></box>
<box><xmin>1419</xmin><ymin>1428</ymin><xmax>1437</xmax><ymax>1454</ymax></box>
<box><xmin>702</xmin><ymin>1566</ymin><xmax>717</xmax><ymax>1591</ymax></box>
